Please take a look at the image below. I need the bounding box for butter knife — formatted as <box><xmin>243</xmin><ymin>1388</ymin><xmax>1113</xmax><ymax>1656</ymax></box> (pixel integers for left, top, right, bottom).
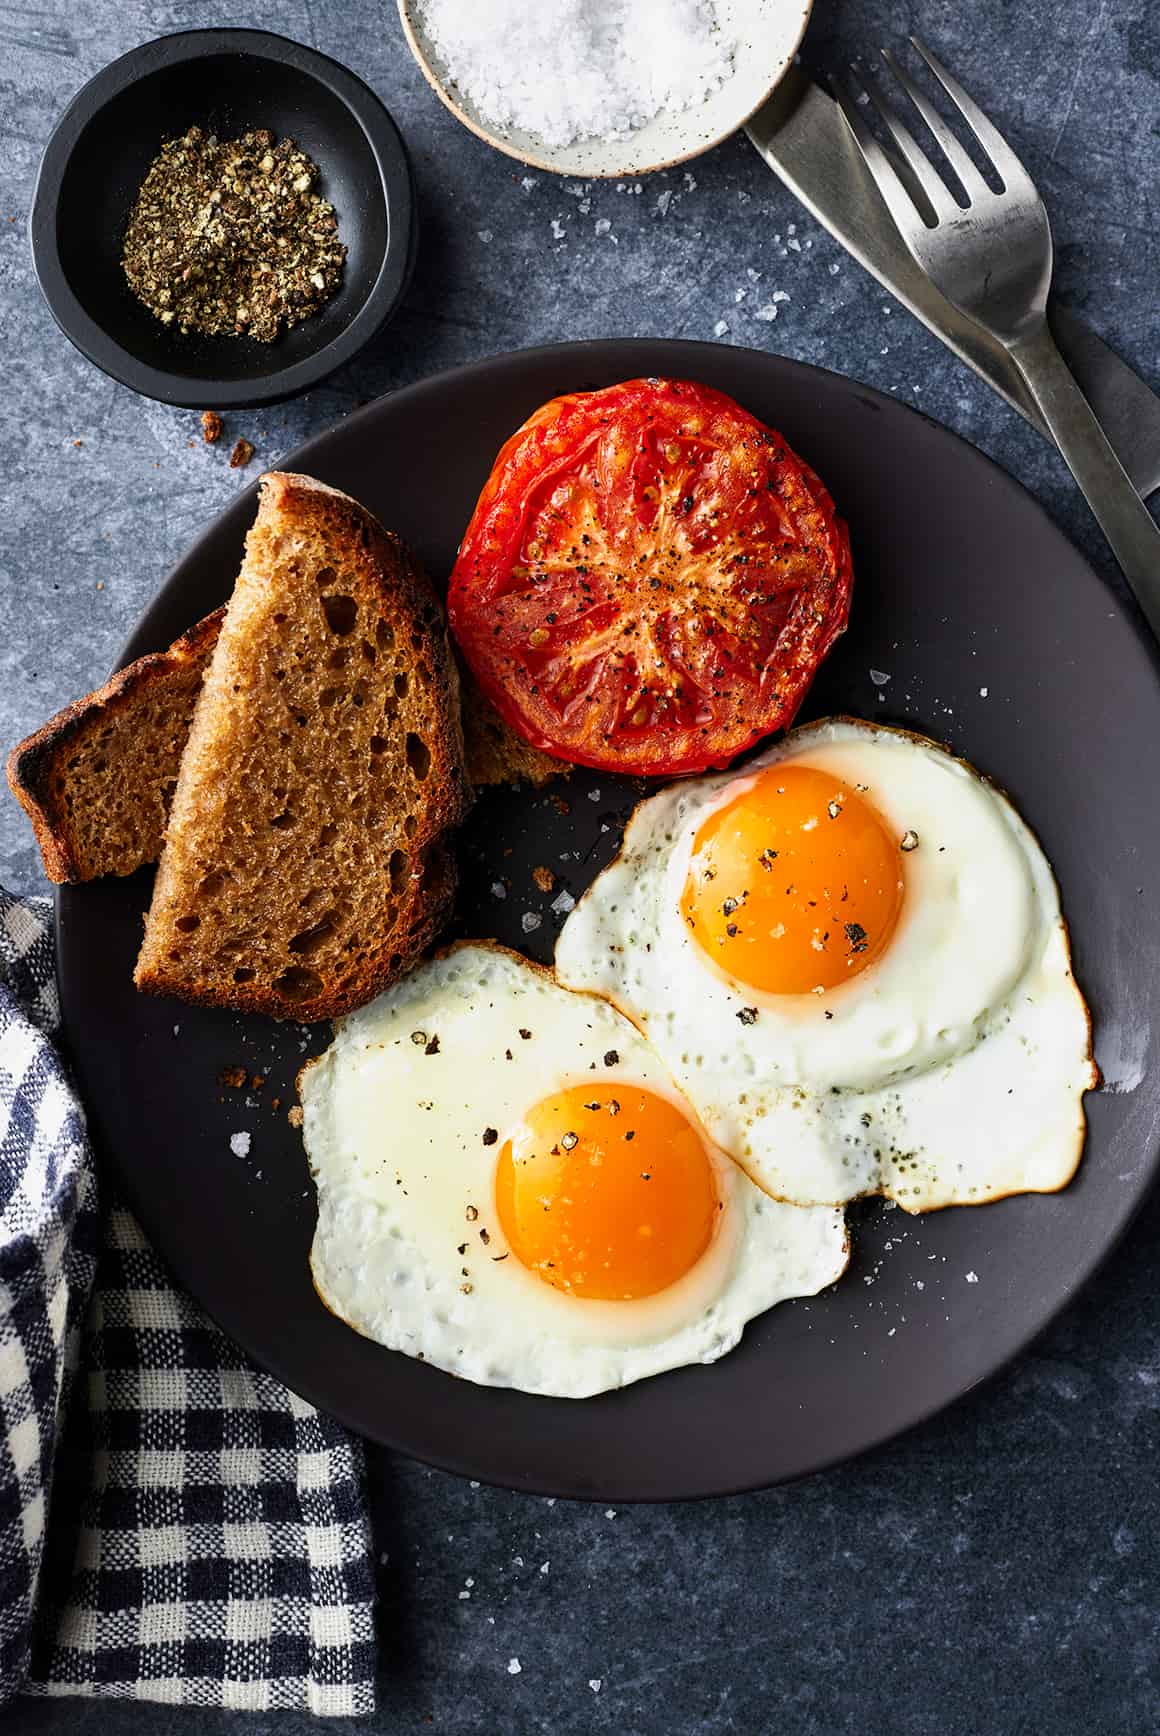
<box><xmin>747</xmin><ymin>66</ymin><xmax>1160</xmax><ymax>499</ymax></box>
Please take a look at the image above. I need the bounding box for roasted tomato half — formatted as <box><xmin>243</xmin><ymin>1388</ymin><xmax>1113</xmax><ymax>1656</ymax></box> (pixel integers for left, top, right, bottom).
<box><xmin>448</xmin><ymin>377</ymin><xmax>853</xmax><ymax>777</ymax></box>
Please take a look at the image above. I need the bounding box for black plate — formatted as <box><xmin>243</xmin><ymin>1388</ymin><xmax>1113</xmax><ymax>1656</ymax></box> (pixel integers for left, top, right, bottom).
<box><xmin>31</xmin><ymin>30</ymin><xmax>415</xmax><ymax>409</ymax></box>
<box><xmin>56</xmin><ymin>340</ymin><xmax>1160</xmax><ymax>1501</ymax></box>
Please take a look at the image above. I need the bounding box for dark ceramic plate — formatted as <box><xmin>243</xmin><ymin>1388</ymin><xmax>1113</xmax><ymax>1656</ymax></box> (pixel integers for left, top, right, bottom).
<box><xmin>56</xmin><ymin>341</ymin><xmax>1160</xmax><ymax>1501</ymax></box>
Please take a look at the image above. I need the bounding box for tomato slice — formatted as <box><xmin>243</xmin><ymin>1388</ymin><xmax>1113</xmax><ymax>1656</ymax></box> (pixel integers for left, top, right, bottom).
<box><xmin>448</xmin><ymin>378</ymin><xmax>853</xmax><ymax>777</ymax></box>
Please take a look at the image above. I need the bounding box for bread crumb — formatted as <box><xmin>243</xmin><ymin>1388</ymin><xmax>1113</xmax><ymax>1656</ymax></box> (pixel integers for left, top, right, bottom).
<box><xmin>532</xmin><ymin>864</ymin><xmax>555</xmax><ymax>893</ymax></box>
<box><xmin>288</xmin><ymin>1104</ymin><xmax>304</xmax><ymax>1128</ymax></box>
<box><xmin>201</xmin><ymin>410</ymin><xmax>223</xmax><ymax>444</ymax></box>
<box><xmin>229</xmin><ymin>437</ymin><xmax>255</xmax><ymax>468</ymax></box>
<box><xmin>219</xmin><ymin>1064</ymin><xmax>248</xmax><ymax>1089</ymax></box>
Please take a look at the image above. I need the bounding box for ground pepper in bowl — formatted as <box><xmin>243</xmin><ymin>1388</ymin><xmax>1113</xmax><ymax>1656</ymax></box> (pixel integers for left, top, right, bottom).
<box><xmin>121</xmin><ymin>127</ymin><xmax>346</xmax><ymax>342</ymax></box>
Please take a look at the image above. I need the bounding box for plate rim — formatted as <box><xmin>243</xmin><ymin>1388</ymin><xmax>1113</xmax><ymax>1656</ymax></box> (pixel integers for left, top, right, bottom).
<box><xmin>60</xmin><ymin>337</ymin><xmax>1160</xmax><ymax>1501</ymax></box>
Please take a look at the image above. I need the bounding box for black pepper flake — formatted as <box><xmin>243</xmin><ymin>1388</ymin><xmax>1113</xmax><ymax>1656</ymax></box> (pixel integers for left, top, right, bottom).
<box><xmin>465</xmin><ymin>1205</ymin><xmax>479</xmax><ymax>1222</ymax></box>
<box><xmin>121</xmin><ymin>127</ymin><xmax>346</xmax><ymax>342</ymax></box>
<box><xmin>457</xmin><ymin>1243</ymin><xmax>467</xmax><ymax>1255</ymax></box>
<box><xmin>481</xmin><ymin>1127</ymin><xmax>498</xmax><ymax>1146</ymax></box>
<box><xmin>519</xmin><ymin>1028</ymin><xmax>533</xmax><ymax>1041</ymax></box>
<box><xmin>603</xmin><ymin>1050</ymin><xmax>619</xmax><ymax>1066</ymax></box>
<box><xmin>722</xmin><ymin>897</ymin><xmax>739</xmax><ymax>917</ymax></box>
<box><xmin>410</xmin><ymin>1031</ymin><xmax>427</xmax><ymax>1046</ymax></box>
<box><xmin>424</xmin><ymin>1034</ymin><xmax>440</xmax><ymax>1055</ymax></box>
<box><xmin>607</xmin><ymin>1099</ymin><xmax>620</xmax><ymax>1116</ymax></box>
<box><xmin>737</xmin><ymin>1007</ymin><xmax>759</xmax><ymax>1025</ymax></box>
<box><xmin>844</xmin><ymin>922</ymin><xmax>868</xmax><ymax>955</ymax></box>
<box><xmin>625</xmin><ymin>1130</ymin><xmax>636</xmax><ymax>1142</ymax></box>
<box><xmin>560</xmin><ymin>1132</ymin><xmax>579</xmax><ymax>1151</ymax></box>
<box><xmin>726</xmin><ymin>923</ymin><xmax>738</xmax><ymax>938</ymax></box>
<box><xmin>480</xmin><ymin>1228</ymin><xmax>491</xmax><ymax>1245</ymax></box>
<box><xmin>900</xmin><ymin>829</ymin><xmax>920</xmax><ymax>852</ymax></box>
<box><xmin>492</xmin><ymin>1253</ymin><xmax>509</xmax><ymax>1262</ymax></box>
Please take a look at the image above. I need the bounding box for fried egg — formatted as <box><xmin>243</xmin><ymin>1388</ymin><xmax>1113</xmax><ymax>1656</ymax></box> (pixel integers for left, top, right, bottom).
<box><xmin>556</xmin><ymin>718</ymin><xmax>1096</xmax><ymax>1212</ymax></box>
<box><xmin>301</xmin><ymin>944</ymin><xmax>848</xmax><ymax>1397</ymax></box>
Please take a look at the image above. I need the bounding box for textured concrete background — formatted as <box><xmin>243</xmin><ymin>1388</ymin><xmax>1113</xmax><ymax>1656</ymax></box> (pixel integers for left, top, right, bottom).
<box><xmin>3</xmin><ymin>1</ymin><xmax>1159</xmax><ymax>1731</ymax></box>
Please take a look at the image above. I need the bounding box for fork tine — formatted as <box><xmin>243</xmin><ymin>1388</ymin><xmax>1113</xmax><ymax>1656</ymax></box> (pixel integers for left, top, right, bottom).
<box><xmin>850</xmin><ymin>62</ymin><xmax>961</xmax><ymax>223</ymax></box>
<box><xmin>909</xmin><ymin>36</ymin><xmax>1037</xmax><ymax>194</ymax></box>
<box><xmin>832</xmin><ymin>76</ymin><xmax>939</xmax><ymax>237</ymax></box>
<box><xmin>879</xmin><ymin>47</ymin><xmax>989</xmax><ymax>202</ymax></box>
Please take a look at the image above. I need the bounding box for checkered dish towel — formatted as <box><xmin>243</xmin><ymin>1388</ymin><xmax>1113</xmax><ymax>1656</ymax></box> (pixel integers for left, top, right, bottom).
<box><xmin>0</xmin><ymin>889</ymin><xmax>377</xmax><ymax>1715</ymax></box>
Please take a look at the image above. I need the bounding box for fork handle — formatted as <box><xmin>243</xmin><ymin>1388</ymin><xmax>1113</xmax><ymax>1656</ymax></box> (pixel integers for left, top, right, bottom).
<box><xmin>1008</xmin><ymin>322</ymin><xmax>1160</xmax><ymax>640</ymax></box>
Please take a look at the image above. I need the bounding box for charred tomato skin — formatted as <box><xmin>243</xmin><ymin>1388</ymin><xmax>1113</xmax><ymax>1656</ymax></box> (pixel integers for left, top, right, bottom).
<box><xmin>448</xmin><ymin>378</ymin><xmax>853</xmax><ymax>777</ymax></box>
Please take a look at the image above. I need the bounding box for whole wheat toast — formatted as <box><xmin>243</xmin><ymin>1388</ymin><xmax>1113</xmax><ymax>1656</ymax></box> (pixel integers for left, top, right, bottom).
<box><xmin>6</xmin><ymin>611</ymin><xmax>225</xmax><ymax>884</ymax></box>
<box><xmin>134</xmin><ymin>471</ymin><xmax>473</xmax><ymax>1020</ymax></box>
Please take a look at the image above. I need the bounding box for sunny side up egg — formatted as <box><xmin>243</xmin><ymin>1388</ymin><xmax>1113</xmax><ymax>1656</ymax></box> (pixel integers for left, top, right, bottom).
<box><xmin>555</xmin><ymin>718</ymin><xmax>1096</xmax><ymax>1213</ymax></box>
<box><xmin>301</xmin><ymin>944</ymin><xmax>848</xmax><ymax>1398</ymax></box>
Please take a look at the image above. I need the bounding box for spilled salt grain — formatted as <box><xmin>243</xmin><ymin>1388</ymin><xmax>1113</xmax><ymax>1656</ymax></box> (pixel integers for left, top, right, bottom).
<box><xmin>417</xmin><ymin>0</ymin><xmax>735</xmax><ymax>150</ymax></box>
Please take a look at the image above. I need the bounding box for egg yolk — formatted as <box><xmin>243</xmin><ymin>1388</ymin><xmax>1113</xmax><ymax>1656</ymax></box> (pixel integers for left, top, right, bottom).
<box><xmin>495</xmin><ymin>1083</ymin><xmax>720</xmax><ymax>1300</ymax></box>
<box><xmin>679</xmin><ymin>764</ymin><xmax>904</xmax><ymax>996</ymax></box>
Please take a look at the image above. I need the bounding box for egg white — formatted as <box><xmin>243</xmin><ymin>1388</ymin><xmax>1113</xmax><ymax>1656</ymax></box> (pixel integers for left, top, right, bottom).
<box><xmin>555</xmin><ymin>718</ymin><xmax>1096</xmax><ymax>1212</ymax></box>
<box><xmin>301</xmin><ymin>943</ymin><xmax>848</xmax><ymax>1398</ymax></box>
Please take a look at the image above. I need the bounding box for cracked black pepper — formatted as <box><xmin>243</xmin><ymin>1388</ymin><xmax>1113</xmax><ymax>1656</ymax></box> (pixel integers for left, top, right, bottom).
<box><xmin>121</xmin><ymin>127</ymin><xmax>346</xmax><ymax>342</ymax></box>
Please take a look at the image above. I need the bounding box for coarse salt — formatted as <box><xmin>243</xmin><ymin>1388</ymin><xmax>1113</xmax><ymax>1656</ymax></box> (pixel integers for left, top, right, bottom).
<box><xmin>417</xmin><ymin>0</ymin><xmax>735</xmax><ymax>150</ymax></box>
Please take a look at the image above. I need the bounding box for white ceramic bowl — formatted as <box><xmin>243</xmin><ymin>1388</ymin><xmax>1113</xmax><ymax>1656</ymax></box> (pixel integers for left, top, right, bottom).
<box><xmin>398</xmin><ymin>0</ymin><xmax>812</xmax><ymax>178</ymax></box>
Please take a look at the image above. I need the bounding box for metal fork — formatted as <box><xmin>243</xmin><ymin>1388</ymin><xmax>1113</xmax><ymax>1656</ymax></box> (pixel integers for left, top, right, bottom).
<box><xmin>835</xmin><ymin>38</ymin><xmax>1160</xmax><ymax>638</ymax></box>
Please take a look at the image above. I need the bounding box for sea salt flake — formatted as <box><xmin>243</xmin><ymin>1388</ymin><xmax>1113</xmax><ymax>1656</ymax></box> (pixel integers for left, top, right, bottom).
<box><xmin>595</xmin><ymin>217</ymin><xmax>612</xmax><ymax>235</ymax></box>
<box><xmin>477</xmin><ymin>229</ymin><xmax>493</xmax><ymax>242</ymax></box>
<box><xmin>229</xmin><ymin>1132</ymin><xmax>250</xmax><ymax>1158</ymax></box>
<box><xmin>713</xmin><ymin>319</ymin><xmax>729</xmax><ymax>337</ymax></box>
<box><xmin>491</xmin><ymin>881</ymin><xmax>507</xmax><ymax>899</ymax></box>
<box><xmin>589</xmin><ymin>1678</ymin><xmax>603</xmax><ymax>1693</ymax></box>
<box><xmin>421</xmin><ymin>0</ymin><xmax>737</xmax><ymax>151</ymax></box>
<box><xmin>550</xmin><ymin>218</ymin><xmax>566</xmax><ymax>240</ymax></box>
<box><xmin>507</xmin><ymin>1657</ymin><xmax>522</xmax><ymax>1675</ymax></box>
<box><xmin>754</xmin><ymin>304</ymin><xmax>780</xmax><ymax>322</ymax></box>
<box><xmin>869</xmin><ymin>668</ymin><xmax>890</xmax><ymax>686</ymax></box>
<box><xmin>522</xmin><ymin>911</ymin><xmax>542</xmax><ymax>934</ymax></box>
<box><xmin>551</xmin><ymin>889</ymin><xmax>576</xmax><ymax>915</ymax></box>
<box><xmin>965</xmin><ymin>1270</ymin><xmax>979</xmax><ymax>1284</ymax></box>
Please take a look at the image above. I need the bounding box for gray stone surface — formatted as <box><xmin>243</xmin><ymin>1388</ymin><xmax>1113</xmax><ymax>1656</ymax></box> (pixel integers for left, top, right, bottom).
<box><xmin>2</xmin><ymin>1</ymin><xmax>1159</xmax><ymax>1731</ymax></box>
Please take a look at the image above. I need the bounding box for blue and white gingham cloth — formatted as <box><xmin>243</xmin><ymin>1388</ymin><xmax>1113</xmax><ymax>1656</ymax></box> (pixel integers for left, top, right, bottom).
<box><xmin>0</xmin><ymin>889</ymin><xmax>377</xmax><ymax>1715</ymax></box>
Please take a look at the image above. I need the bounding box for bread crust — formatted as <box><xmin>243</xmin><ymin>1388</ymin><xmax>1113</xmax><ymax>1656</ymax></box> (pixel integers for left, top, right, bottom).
<box><xmin>5</xmin><ymin>610</ymin><xmax>225</xmax><ymax>884</ymax></box>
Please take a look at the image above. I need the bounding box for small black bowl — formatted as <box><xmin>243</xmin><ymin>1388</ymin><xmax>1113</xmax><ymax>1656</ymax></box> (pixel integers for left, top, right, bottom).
<box><xmin>31</xmin><ymin>29</ymin><xmax>416</xmax><ymax>408</ymax></box>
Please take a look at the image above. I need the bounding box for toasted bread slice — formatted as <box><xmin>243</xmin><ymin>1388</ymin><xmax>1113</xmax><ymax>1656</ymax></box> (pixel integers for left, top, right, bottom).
<box><xmin>6</xmin><ymin>611</ymin><xmax>225</xmax><ymax>884</ymax></box>
<box><xmin>458</xmin><ymin>670</ymin><xmax>567</xmax><ymax>789</ymax></box>
<box><xmin>134</xmin><ymin>471</ymin><xmax>472</xmax><ymax>1020</ymax></box>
